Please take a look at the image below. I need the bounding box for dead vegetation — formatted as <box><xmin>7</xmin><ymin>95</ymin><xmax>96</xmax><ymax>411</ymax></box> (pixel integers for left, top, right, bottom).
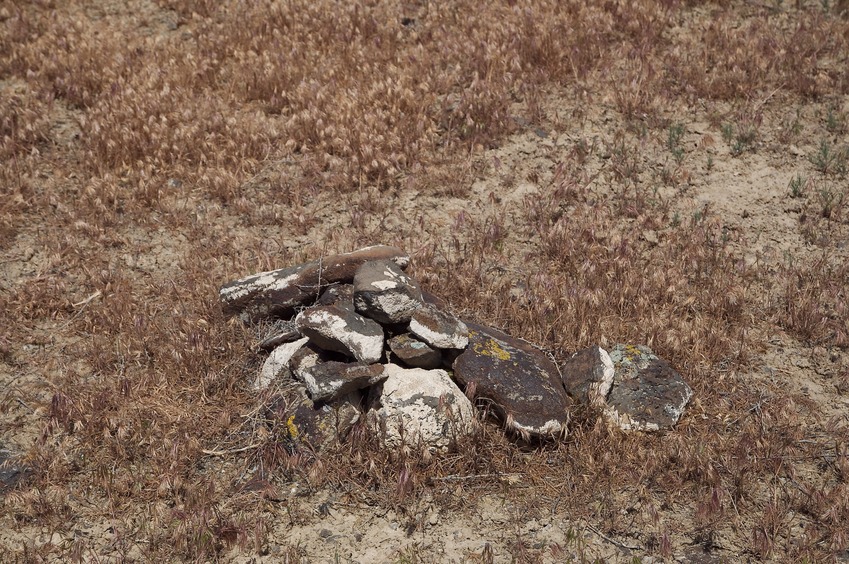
<box><xmin>1</xmin><ymin>0</ymin><xmax>849</xmax><ymax>561</ymax></box>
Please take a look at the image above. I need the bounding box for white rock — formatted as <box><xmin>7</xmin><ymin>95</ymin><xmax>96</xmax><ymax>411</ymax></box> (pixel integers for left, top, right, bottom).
<box><xmin>367</xmin><ymin>365</ymin><xmax>477</xmax><ymax>453</ymax></box>
<box><xmin>254</xmin><ymin>337</ymin><xmax>309</xmax><ymax>391</ymax></box>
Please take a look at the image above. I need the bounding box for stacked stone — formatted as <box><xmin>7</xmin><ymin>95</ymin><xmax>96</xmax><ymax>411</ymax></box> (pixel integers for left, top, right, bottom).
<box><xmin>220</xmin><ymin>246</ymin><xmax>693</xmax><ymax>453</ymax></box>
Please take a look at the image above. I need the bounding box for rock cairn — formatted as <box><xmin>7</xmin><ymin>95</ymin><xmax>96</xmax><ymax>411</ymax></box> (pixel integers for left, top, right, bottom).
<box><xmin>220</xmin><ymin>245</ymin><xmax>693</xmax><ymax>452</ymax></box>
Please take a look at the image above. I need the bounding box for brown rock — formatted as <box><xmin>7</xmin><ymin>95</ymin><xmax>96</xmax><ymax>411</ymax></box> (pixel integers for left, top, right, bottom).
<box><xmin>353</xmin><ymin>260</ymin><xmax>424</xmax><ymax>324</ymax></box>
<box><xmin>267</xmin><ymin>388</ymin><xmax>361</xmax><ymax>451</ymax></box>
<box><xmin>219</xmin><ymin>245</ymin><xmax>410</xmax><ymax>323</ymax></box>
<box><xmin>452</xmin><ymin>322</ymin><xmax>572</xmax><ymax>439</ymax></box>
<box><xmin>409</xmin><ymin>304</ymin><xmax>469</xmax><ymax>350</ymax></box>
<box><xmin>560</xmin><ymin>345</ymin><xmax>614</xmax><ymax>407</ymax></box>
<box><xmin>388</xmin><ymin>333</ymin><xmax>442</xmax><ymax>369</ymax></box>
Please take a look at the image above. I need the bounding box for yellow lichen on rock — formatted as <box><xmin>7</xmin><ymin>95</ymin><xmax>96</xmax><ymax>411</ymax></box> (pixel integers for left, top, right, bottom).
<box><xmin>472</xmin><ymin>336</ymin><xmax>512</xmax><ymax>361</ymax></box>
<box><xmin>286</xmin><ymin>414</ymin><xmax>299</xmax><ymax>438</ymax></box>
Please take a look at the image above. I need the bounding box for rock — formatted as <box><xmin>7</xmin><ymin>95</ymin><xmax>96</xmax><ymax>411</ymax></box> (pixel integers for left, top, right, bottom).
<box><xmin>604</xmin><ymin>344</ymin><xmax>693</xmax><ymax>432</ymax></box>
<box><xmin>353</xmin><ymin>260</ymin><xmax>424</xmax><ymax>324</ymax></box>
<box><xmin>302</xmin><ymin>361</ymin><xmax>386</xmax><ymax>403</ymax></box>
<box><xmin>560</xmin><ymin>345</ymin><xmax>614</xmax><ymax>407</ymax></box>
<box><xmin>220</xmin><ymin>245</ymin><xmax>410</xmax><ymax>323</ymax></box>
<box><xmin>367</xmin><ymin>365</ymin><xmax>476</xmax><ymax>453</ymax></box>
<box><xmin>0</xmin><ymin>449</ymin><xmax>28</xmax><ymax>493</ymax></box>
<box><xmin>267</xmin><ymin>389</ymin><xmax>361</xmax><ymax>451</ymax></box>
<box><xmin>289</xmin><ymin>342</ymin><xmax>346</xmax><ymax>382</ymax></box>
<box><xmin>257</xmin><ymin>322</ymin><xmax>302</xmax><ymax>352</ymax></box>
<box><xmin>254</xmin><ymin>336</ymin><xmax>309</xmax><ymax>391</ymax></box>
<box><xmin>452</xmin><ymin>322</ymin><xmax>571</xmax><ymax>439</ymax></box>
<box><xmin>316</xmin><ymin>284</ymin><xmax>355</xmax><ymax>308</ymax></box>
<box><xmin>409</xmin><ymin>304</ymin><xmax>469</xmax><ymax>350</ymax></box>
<box><xmin>388</xmin><ymin>333</ymin><xmax>442</xmax><ymax>369</ymax></box>
<box><xmin>295</xmin><ymin>304</ymin><xmax>385</xmax><ymax>364</ymax></box>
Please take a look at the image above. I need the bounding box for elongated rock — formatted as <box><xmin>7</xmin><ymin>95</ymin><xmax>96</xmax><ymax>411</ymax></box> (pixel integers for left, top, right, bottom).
<box><xmin>302</xmin><ymin>361</ymin><xmax>386</xmax><ymax>403</ymax></box>
<box><xmin>296</xmin><ymin>304</ymin><xmax>384</xmax><ymax>363</ymax></box>
<box><xmin>409</xmin><ymin>304</ymin><xmax>469</xmax><ymax>350</ymax></box>
<box><xmin>354</xmin><ymin>260</ymin><xmax>424</xmax><ymax>324</ymax></box>
<box><xmin>220</xmin><ymin>246</ymin><xmax>410</xmax><ymax>323</ymax></box>
<box><xmin>388</xmin><ymin>333</ymin><xmax>442</xmax><ymax>369</ymax></box>
<box><xmin>453</xmin><ymin>322</ymin><xmax>571</xmax><ymax>439</ymax></box>
<box><xmin>604</xmin><ymin>344</ymin><xmax>693</xmax><ymax>432</ymax></box>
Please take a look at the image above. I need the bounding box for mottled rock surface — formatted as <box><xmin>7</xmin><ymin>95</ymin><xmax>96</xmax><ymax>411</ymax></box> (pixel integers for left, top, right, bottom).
<box><xmin>302</xmin><ymin>361</ymin><xmax>386</xmax><ymax>403</ymax></box>
<box><xmin>353</xmin><ymin>260</ymin><xmax>424</xmax><ymax>324</ymax></box>
<box><xmin>255</xmin><ymin>336</ymin><xmax>309</xmax><ymax>391</ymax></box>
<box><xmin>296</xmin><ymin>304</ymin><xmax>384</xmax><ymax>363</ymax></box>
<box><xmin>604</xmin><ymin>344</ymin><xmax>693</xmax><ymax>432</ymax></box>
<box><xmin>409</xmin><ymin>304</ymin><xmax>469</xmax><ymax>350</ymax></box>
<box><xmin>560</xmin><ymin>345</ymin><xmax>615</xmax><ymax>407</ymax></box>
<box><xmin>453</xmin><ymin>322</ymin><xmax>571</xmax><ymax>438</ymax></box>
<box><xmin>289</xmin><ymin>342</ymin><xmax>343</xmax><ymax>382</ymax></box>
<box><xmin>367</xmin><ymin>365</ymin><xmax>476</xmax><ymax>452</ymax></box>
<box><xmin>316</xmin><ymin>284</ymin><xmax>355</xmax><ymax>308</ymax></box>
<box><xmin>220</xmin><ymin>245</ymin><xmax>410</xmax><ymax>322</ymax></box>
<box><xmin>388</xmin><ymin>333</ymin><xmax>442</xmax><ymax>369</ymax></box>
<box><xmin>267</xmin><ymin>388</ymin><xmax>361</xmax><ymax>451</ymax></box>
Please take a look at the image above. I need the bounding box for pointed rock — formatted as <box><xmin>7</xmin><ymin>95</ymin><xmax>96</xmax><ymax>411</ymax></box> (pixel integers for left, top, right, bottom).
<box><xmin>453</xmin><ymin>322</ymin><xmax>571</xmax><ymax>439</ymax></box>
<box><xmin>367</xmin><ymin>365</ymin><xmax>476</xmax><ymax>453</ymax></box>
<box><xmin>409</xmin><ymin>304</ymin><xmax>469</xmax><ymax>350</ymax></box>
<box><xmin>388</xmin><ymin>333</ymin><xmax>442</xmax><ymax>369</ymax></box>
<box><xmin>560</xmin><ymin>345</ymin><xmax>614</xmax><ymax>407</ymax></box>
<box><xmin>296</xmin><ymin>304</ymin><xmax>385</xmax><ymax>363</ymax></box>
<box><xmin>254</xmin><ymin>337</ymin><xmax>309</xmax><ymax>391</ymax></box>
<box><xmin>604</xmin><ymin>344</ymin><xmax>693</xmax><ymax>432</ymax></box>
<box><xmin>302</xmin><ymin>361</ymin><xmax>386</xmax><ymax>403</ymax></box>
<box><xmin>353</xmin><ymin>260</ymin><xmax>424</xmax><ymax>324</ymax></box>
<box><xmin>220</xmin><ymin>245</ymin><xmax>410</xmax><ymax>323</ymax></box>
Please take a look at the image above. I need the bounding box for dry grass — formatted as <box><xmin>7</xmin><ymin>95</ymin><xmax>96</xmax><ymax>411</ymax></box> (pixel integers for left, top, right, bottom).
<box><xmin>2</xmin><ymin>0</ymin><xmax>849</xmax><ymax>561</ymax></box>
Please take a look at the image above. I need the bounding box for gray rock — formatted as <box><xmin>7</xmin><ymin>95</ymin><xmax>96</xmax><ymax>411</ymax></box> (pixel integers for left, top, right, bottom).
<box><xmin>295</xmin><ymin>304</ymin><xmax>385</xmax><ymax>364</ymax></box>
<box><xmin>302</xmin><ymin>361</ymin><xmax>386</xmax><ymax>403</ymax></box>
<box><xmin>367</xmin><ymin>365</ymin><xmax>476</xmax><ymax>453</ymax></box>
<box><xmin>388</xmin><ymin>333</ymin><xmax>442</xmax><ymax>369</ymax></box>
<box><xmin>254</xmin><ymin>336</ymin><xmax>309</xmax><ymax>391</ymax></box>
<box><xmin>289</xmin><ymin>342</ymin><xmax>345</xmax><ymax>382</ymax></box>
<box><xmin>604</xmin><ymin>344</ymin><xmax>693</xmax><ymax>432</ymax></box>
<box><xmin>560</xmin><ymin>345</ymin><xmax>614</xmax><ymax>407</ymax></box>
<box><xmin>452</xmin><ymin>322</ymin><xmax>571</xmax><ymax>439</ymax></box>
<box><xmin>220</xmin><ymin>245</ymin><xmax>410</xmax><ymax>323</ymax></box>
<box><xmin>409</xmin><ymin>304</ymin><xmax>469</xmax><ymax>350</ymax></box>
<box><xmin>257</xmin><ymin>323</ymin><xmax>302</xmax><ymax>352</ymax></box>
<box><xmin>353</xmin><ymin>260</ymin><xmax>424</xmax><ymax>324</ymax></box>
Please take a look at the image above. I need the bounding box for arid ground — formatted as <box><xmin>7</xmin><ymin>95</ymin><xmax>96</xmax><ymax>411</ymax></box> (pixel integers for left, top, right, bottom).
<box><xmin>2</xmin><ymin>0</ymin><xmax>849</xmax><ymax>562</ymax></box>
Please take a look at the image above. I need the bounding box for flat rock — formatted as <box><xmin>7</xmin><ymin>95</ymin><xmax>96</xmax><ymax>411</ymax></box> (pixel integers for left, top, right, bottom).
<box><xmin>452</xmin><ymin>322</ymin><xmax>571</xmax><ymax>439</ymax></box>
<box><xmin>409</xmin><ymin>304</ymin><xmax>469</xmax><ymax>350</ymax></box>
<box><xmin>560</xmin><ymin>345</ymin><xmax>614</xmax><ymax>407</ymax></box>
<box><xmin>295</xmin><ymin>304</ymin><xmax>385</xmax><ymax>363</ymax></box>
<box><xmin>254</xmin><ymin>336</ymin><xmax>309</xmax><ymax>391</ymax></box>
<box><xmin>220</xmin><ymin>245</ymin><xmax>410</xmax><ymax>323</ymax></box>
<box><xmin>256</xmin><ymin>322</ymin><xmax>302</xmax><ymax>352</ymax></box>
<box><xmin>354</xmin><ymin>260</ymin><xmax>424</xmax><ymax>324</ymax></box>
<box><xmin>388</xmin><ymin>333</ymin><xmax>442</xmax><ymax>369</ymax></box>
<box><xmin>302</xmin><ymin>361</ymin><xmax>386</xmax><ymax>403</ymax></box>
<box><xmin>267</xmin><ymin>389</ymin><xmax>361</xmax><ymax>451</ymax></box>
<box><xmin>316</xmin><ymin>284</ymin><xmax>355</xmax><ymax>309</ymax></box>
<box><xmin>289</xmin><ymin>342</ymin><xmax>346</xmax><ymax>382</ymax></box>
<box><xmin>367</xmin><ymin>365</ymin><xmax>476</xmax><ymax>453</ymax></box>
<box><xmin>604</xmin><ymin>344</ymin><xmax>693</xmax><ymax>432</ymax></box>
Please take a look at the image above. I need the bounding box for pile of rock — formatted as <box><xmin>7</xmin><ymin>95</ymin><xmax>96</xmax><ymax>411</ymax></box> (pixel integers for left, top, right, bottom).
<box><xmin>220</xmin><ymin>246</ymin><xmax>693</xmax><ymax>452</ymax></box>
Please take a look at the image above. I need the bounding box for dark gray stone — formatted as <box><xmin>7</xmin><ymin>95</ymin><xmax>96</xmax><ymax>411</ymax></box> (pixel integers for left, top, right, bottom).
<box><xmin>409</xmin><ymin>304</ymin><xmax>469</xmax><ymax>350</ymax></box>
<box><xmin>452</xmin><ymin>322</ymin><xmax>571</xmax><ymax>439</ymax></box>
<box><xmin>316</xmin><ymin>284</ymin><xmax>355</xmax><ymax>309</ymax></box>
<box><xmin>388</xmin><ymin>333</ymin><xmax>442</xmax><ymax>369</ymax></box>
<box><xmin>295</xmin><ymin>304</ymin><xmax>385</xmax><ymax>364</ymax></box>
<box><xmin>220</xmin><ymin>245</ymin><xmax>410</xmax><ymax>323</ymax></box>
<box><xmin>302</xmin><ymin>361</ymin><xmax>386</xmax><ymax>403</ymax></box>
<box><xmin>257</xmin><ymin>325</ymin><xmax>302</xmax><ymax>352</ymax></box>
<box><xmin>604</xmin><ymin>344</ymin><xmax>693</xmax><ymax>432</ymax></box>
<box><xmin>289</xmin><ymin>342</ymin><xmax>346</xmax><ymax>382</ymax></box>
<box><xmin>267</xmin><ymin>388</ymin><xmax>361</xmax><ymax>451</ymax></box>
<box><xmin>560</xmin><ymin>345</ymin><xmax>614</xmax><ymax>407</ymax></box>
<box><xmin>354</xmin><ymin>260</ymin><xmax>424</xmax><ymax>324</ymax></box>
